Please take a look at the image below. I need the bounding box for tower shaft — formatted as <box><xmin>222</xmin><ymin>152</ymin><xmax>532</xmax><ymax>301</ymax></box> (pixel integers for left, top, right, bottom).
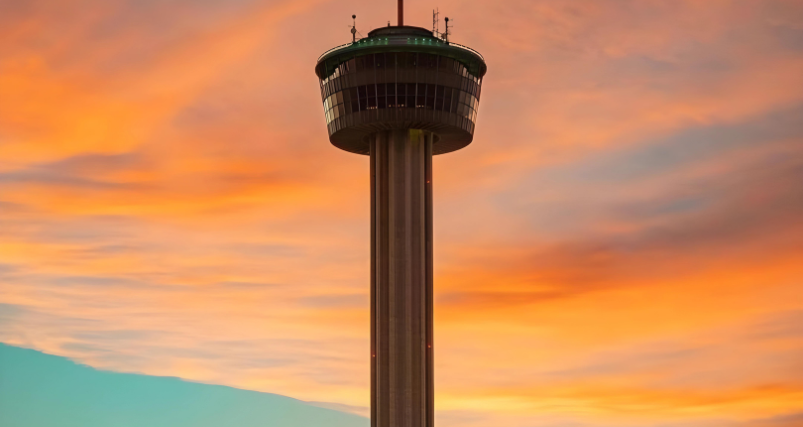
<box><xmin>370</xmin><ymin>129</ymin><xmax>434</xmax><ymax>427</ymax></box>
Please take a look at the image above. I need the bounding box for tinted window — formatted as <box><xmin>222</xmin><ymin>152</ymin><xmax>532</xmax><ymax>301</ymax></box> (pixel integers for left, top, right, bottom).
<box><xmin>406</xmin><ymin>53</ymin><xmax>417</xmax><ymax>68</ymax></box>
<box><xmin>443</xmin><ymin>87</ymin><xmax>453</xmax><ymax>112</ymax></box>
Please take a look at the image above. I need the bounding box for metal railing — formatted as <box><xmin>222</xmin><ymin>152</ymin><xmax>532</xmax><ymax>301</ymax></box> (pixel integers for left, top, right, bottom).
<box><xmin>317</xmin><ymin>42</ymin><xmax>355</xmax><ymax>63</ymax></box>
<box><xmin>316</xmin><ymin>37</ymin><xmax>485</xmax><ymax>63</ymax></box>
<box><xmin>448</xmin><ymin>42</ymin><xmax>485</xmax><ymax>61</ymax></box>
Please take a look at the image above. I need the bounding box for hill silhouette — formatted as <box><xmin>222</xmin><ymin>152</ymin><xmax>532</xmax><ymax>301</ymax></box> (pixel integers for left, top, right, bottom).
<box><xmin>0</xmin><ymin>343</ymin><xmax>367</xmax><ymax>427</ymax></box>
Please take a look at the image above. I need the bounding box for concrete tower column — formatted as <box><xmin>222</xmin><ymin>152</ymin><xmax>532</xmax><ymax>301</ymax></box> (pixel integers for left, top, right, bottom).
<box><xmin>370</xmin><ymin>129</ymin><xmax>434</xmax><ymax>427</ymax></box>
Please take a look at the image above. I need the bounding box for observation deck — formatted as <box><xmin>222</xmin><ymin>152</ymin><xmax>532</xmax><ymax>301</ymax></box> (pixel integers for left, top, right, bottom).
<box><xmin>314</xmin><ymin>26</ymin><xmax>487</xmax><ymax>155</ymax></box>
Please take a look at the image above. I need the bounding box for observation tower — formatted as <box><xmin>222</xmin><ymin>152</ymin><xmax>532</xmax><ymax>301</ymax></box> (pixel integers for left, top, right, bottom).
<box><xmin>314</xmin><ymin>2</ymin><xmax>486</xmax><ymax>426</ymax></box>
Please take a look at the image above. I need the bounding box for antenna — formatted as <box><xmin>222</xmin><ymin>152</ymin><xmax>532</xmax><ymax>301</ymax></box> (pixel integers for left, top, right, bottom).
<box><xmin>443</xmin><ymin>17</ymin><xmax>450</xmax><ymax>43</ymax></box>
<box><xmin>351</xmin><ymin>14</ymin><xmax>357</xmax><ymax>42</ymax></box>
<box><xmin>432</xmin><ymin>8</ymin><xmax>440</xmax><ymax>37</ymax></box>
<box><xmin>398</xmin><ymin>0</ymin><xmax>403</xmax><ymax>26</ymax></box>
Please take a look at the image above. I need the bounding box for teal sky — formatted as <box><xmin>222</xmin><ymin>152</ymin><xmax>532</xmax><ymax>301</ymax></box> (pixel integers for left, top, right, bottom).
<box><xmin>0</xmin><ymin>343</ymin><xmax>367</xmax><ymax>427</ymax></box>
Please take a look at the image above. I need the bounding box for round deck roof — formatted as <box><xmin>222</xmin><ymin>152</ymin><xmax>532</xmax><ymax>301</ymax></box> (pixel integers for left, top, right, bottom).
<box><xmin>315</xmin><ymin>26</ymin><xmax>486</xmax><ymax>80</ymax></box>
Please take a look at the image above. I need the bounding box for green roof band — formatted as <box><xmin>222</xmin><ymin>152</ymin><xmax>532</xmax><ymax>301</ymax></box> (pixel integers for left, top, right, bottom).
<box><xmin>315</xmin><ymin>26</ymin><xmax>486</xmax><ymax>80</ymax></box>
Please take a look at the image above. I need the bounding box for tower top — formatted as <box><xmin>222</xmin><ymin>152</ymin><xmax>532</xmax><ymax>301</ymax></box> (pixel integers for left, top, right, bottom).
<box><xmin>367</xmin><ymin>25</ymin><xmax>433</xmax><ymax>38</ymax></box>
<box><xmin>314</xmin><ymin>13</ymin><xmax>487</xmax><ymax>155</ymax></box>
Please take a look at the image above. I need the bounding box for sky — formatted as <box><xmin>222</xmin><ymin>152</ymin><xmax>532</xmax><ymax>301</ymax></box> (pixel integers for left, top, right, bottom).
<box><xmin>1</xmin><ymin>343</ymin><xmax>368</xmax><ymax>427</ymax></box>
<box><xmin>1</xmin><ymin>0</ymin><xmax>802</xmax><ymax>426</ymax></box>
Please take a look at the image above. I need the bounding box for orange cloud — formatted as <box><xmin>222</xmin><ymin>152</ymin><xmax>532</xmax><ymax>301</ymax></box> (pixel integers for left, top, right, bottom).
<box><xmin>1</xmin><ymin>1</ymin><xmax>802</xmax><ymax>426</ymax></box>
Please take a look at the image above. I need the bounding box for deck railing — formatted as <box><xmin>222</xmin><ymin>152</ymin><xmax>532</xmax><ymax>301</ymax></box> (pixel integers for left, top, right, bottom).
<box><xmin>316</xmin><ymin>38</ymin><xmax>484</xmax><ymax>63</ymax></box>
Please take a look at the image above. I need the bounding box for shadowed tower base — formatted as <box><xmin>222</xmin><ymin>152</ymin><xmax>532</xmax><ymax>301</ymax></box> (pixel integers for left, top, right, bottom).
<box><xmin>370</xmin><ymin>129</ymin><xmax>434</xmax><ymax>427</ymax></box>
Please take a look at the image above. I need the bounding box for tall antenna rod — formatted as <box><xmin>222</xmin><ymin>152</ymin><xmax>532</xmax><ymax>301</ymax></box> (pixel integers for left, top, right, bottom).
<box><xmin>432</xmin><ymin>8</ymin><xmax>440</xmax><ymax>37</ymax></box>
<box><xmin>398</xmin><ymin>0</ymin><xmax>403</xmax><ymax>26</ymax></box>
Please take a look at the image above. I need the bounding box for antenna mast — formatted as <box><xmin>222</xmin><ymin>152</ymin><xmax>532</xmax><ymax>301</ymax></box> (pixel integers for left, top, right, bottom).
<box><xmin>432</xmin><ymin>8</ymin><xmax>440</xmax><ymax>37</ymax></box>
<box><xmin>443</xmin><ymin>17</ymin><xmax>450</xmax><ymax>43</ymax></box>
<box><xmin>398</xmin><ymin>0</ymin><xmax>403</xmax><ymax>26</ymax></box>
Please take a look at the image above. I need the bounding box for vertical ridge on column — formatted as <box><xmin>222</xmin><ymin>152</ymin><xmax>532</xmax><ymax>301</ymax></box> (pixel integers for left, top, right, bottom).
<box><xmin>370</xmin><ymin>129</ymin><xmax>376</xmax><ymax>427</ymax></box>
<box><xmin>424</xmin><ymin>132</ymin><xmax>434</xmax><ymax>427</ymax></box>
<box><xmin>403</xmin><ymin>131</ymin><xmax>413</xmax><ymax>425</ymax></box>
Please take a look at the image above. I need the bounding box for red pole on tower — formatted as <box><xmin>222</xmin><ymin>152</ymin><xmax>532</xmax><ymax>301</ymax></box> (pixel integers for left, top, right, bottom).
<box><xmin>398</xmin><ymin>0</ymin><xmax>403</xmax><ymax>26</ymax></box>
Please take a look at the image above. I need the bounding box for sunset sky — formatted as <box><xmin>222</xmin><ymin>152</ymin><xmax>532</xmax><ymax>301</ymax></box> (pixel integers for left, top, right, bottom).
<box><xmin>1</xmin><ymin>0</ymin><xmax>802</xmax><ymax>426</ymax></box>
